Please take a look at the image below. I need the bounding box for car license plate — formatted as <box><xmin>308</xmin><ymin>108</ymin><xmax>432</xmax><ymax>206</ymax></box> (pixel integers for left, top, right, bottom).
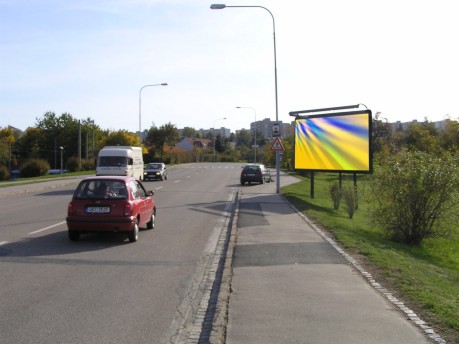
<box><xmin>247</xmin><ymin>174</ymin><xmax>255</xmax><ymax>176</ymax></box>
<box><xmin>85</xmin><ymin>206</ymin><xmax>110</xmax><ymax>214</ymax></box>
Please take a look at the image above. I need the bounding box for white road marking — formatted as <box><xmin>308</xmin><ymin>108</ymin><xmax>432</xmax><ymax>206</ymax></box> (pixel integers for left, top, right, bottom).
<box><xmin>0</xmin><ymin>241</ymin><xmax>8</xmax><ymax>246</ymax></box>
<box><xmin>28</xmin><ymin>221</ymin><xmax>66</xmax><ymax>235</ymax></box>
<box><xmin>174</xmin><ymin>180</ymin><xmax>181</xmax><ymax>183</ymax></box>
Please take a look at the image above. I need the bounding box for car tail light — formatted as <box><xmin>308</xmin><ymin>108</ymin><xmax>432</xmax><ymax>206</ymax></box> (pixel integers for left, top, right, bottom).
<box><xmin>124</xmin><ymin>202</ymin><xmax>133</xmax><ymax>216</ymax></box>
<box><xmin>67</xmin><ymin>203</ymin><xmax>74</xmax><ymax>216</ymax></box>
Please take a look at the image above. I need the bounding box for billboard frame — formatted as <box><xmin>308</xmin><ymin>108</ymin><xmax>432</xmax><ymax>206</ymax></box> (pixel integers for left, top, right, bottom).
<box><xmin>292</xmin><ymin>108</ymin><xmax>373</xmax><ymax>174</ymax></box>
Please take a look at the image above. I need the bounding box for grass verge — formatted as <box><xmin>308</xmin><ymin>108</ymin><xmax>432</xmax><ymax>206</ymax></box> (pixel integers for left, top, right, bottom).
<box><xmin>282</xmin><ymin>173</ymin><xmax>459</xmax><ymax>343</ymax></box>
<box><xmin>0</xmin><ymin>171</ymin><xmax>95</xmax><ymax>188</ymax></box>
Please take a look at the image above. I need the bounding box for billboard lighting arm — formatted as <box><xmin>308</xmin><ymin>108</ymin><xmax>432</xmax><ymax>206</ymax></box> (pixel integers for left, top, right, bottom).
<box><xmin>289</xmin><ymin>104</ymin><xmax>362</xmax><ymax>117</ymax></box>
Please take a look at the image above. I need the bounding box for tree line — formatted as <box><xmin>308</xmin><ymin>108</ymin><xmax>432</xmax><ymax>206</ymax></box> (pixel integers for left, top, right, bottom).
<box><xmin>0</xmin><ymin>111</ymin><xmax>283</xmax><ymax>176</ymax></box>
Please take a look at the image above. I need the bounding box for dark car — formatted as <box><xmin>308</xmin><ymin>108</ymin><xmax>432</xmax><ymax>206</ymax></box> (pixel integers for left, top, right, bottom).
<box><xmin>143</xmin><ymin>162</ymin><xmax>168</xmax><ymax>181</ymax></box>
<box><xmin>66</xmin><ymin>176</ymin><xmax>156</xmax><ymax>242</ymax></box>
<box><xmin>240</xmin><ymin>164</ymin><xmax>271</xmax><ymax>185</ymax></box>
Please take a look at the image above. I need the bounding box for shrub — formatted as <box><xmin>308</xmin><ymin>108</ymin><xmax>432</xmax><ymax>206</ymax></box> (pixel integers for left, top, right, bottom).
<box><xmin>329</xmin><ymin>182</ymin><xmax>342</xmax><ymax>209</ymax></box>
<box><xmin>0</xmin><ymin>165</ymin><xmax>10</xmax><ymax>180</ymax></box>
<box><xmin>66</xmin><ymin>156</ymin><xmax>80</xmax><ymax>172</ymax></box>
<box><xmin>20</xmin><ymin>159</ymin><xmax>50</xmax><ymax>177</ymax></box>
<box><xmin>342</xmin><ymin>185</ymin><xmax>357</xmax><ymax>219</ymax></box>
<box><xmin>80</xmin><ymin>159</ymin><xmax>95</xmax><ymax>171</ymax></box>
<box><xmin>369</xmin><ymin>150</ymin><xmax>459</xmax><ymax>245</ymax></box>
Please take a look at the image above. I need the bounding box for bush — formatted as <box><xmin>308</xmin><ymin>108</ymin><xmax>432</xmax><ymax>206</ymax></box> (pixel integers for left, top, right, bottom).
<box><xmin>80</xmin><ymin>159</ymin><xmax>95</xmax><ymax>171</ymax></box>
<box><xmin>329</xmin><ymin>182</ymin><xmax>342</xmax><ymax>209</ymax></box>
<box><xmin>342</xmin><ymin>185</ymin><xmax>357</xmax><ymax>219</ymax></box>
<box><xmin>20</xmin><ymin>159</ymin><xmax>50</xmax><ymax>177</ymax></box>
<box><xmin>369</xmin><ymin>150</ymin><xmax>459</xmax><ymax>245</ymax></box>
<box><xmin>66</xmin><ymin>156</ymin><xmax>80</xmax><ymax>172</ymax></box>
<box><xmin>0</xmin><ymin>165</ymin><xmax>10</xmax><ymax>180</ymax></box>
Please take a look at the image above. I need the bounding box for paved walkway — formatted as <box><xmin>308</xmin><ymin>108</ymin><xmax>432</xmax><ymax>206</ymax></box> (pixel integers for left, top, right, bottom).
<box><xmin>224</xmin><ymin>173</ymin><xmax>443</xmax><ymax>343</ymax></box>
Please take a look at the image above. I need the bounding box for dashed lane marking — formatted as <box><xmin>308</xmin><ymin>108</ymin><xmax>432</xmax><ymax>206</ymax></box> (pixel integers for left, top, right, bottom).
<box><xmin>28</xmin><ymin>221</ymin><xmax>66</xmax><ymax>235</ymax></box>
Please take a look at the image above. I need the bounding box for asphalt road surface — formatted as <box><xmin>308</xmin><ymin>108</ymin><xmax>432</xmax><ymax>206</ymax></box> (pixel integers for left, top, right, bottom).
<box><xmin>0</xmin><ymin>163</ymin><xmax>244</xmax><ymax>344</ymax></box>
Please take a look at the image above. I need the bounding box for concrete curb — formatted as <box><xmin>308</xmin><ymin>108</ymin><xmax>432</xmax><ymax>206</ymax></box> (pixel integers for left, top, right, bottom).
<box><xmin>209</xmin><ymin>190</ymin><xmax>240</xmax><ymax>344</ymax></box>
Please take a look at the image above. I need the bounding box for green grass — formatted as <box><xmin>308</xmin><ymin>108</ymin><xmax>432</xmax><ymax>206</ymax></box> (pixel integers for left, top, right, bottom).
<box><xmin>0</xmin><ymin>170</ymin><xmax>95</xmax><ymax>188</ymax></box>
<box><xmin>282</xmin><ymin>173</ymin><xmax>459</xmax><ymax>342</ymax></box>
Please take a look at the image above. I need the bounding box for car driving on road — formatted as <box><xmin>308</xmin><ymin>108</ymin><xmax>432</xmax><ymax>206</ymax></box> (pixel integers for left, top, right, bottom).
<box><xmin>66</xmin><ymin>176</ymin><xmax>156</xmax><ymax>242</ymax></box>
<box><xmin>143</xmin><ymin>162</ymin><xmax>168</xmax><ymax>181</ymax></box>
<box><xmin>240</xmin><ymin>163</ymin><xmax>271</xmax><ymax>185</ymax></box>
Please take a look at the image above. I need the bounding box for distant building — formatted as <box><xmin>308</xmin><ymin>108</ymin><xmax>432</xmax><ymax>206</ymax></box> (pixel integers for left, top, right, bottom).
<box><xmin>391</xmin><ymin>119</ymin><xmax>450</xmax><ymax>132</ymax></box>
<box><xmin>198</xmin><ymin>127</ymin><xmax>231</xmax><ymax>139</ymax></box>
<box><xmin>250</xmin><ymin>118</ymin><xmax>292</xmax><ymax>138</ymax></box>
<box><xmin>175</xmin><ymin>138</ymin><xmax>211</xmax><ymax>151</ymax></box>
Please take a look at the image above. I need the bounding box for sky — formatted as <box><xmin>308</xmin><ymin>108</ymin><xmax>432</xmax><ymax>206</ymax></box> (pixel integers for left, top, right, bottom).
<box><xmin>1</xmin><ymin>0</ymin><xmax>459</xmax><ymax>134</ymax></box>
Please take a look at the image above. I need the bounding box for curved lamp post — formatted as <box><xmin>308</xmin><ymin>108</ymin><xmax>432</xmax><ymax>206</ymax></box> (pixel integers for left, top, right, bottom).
<box><xmin>139</xmin><ymin>83</ymin><xmax>168</xmax><ymax>138</ymax></box>
<box><xmin>213</xmin><ymin>117</ymin><xmax>226</xmax><ymax>162</ymax></box>
<box><xmin>236</xmin><ymin>106</ymin><xmax>257</xmax><ymax>163</ymax></box>
<box><xmin>211</xmin><ymin>4</ymin><xmax>280</xmax><ymax>193</ymax></box>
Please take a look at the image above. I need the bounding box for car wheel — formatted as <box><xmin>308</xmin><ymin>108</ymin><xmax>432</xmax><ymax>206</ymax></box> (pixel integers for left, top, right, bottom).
<box><xmin>260</xmin><ymin>178</ymin><xmax>264</xmax><ymax>184</ymax></box>
<box><xmin>68</xmin><ymin>230</ymin><xmax>80</xmax><ymax>241</ymax></box>
<box><xmin>147</xmin><ymin>212</ymin><xmax>155</xmax><ymax>229</ymax></box>
<box><xmin>241</xmin><ymin>180</ymin><xmax>245</xmax><ymax>185</ymax></box>
<box><xmin>165</xmin><ymin>175</ymin><xmax>168</xmax><ymax>180</ymax></box>
<box><xmin>160</xmin><ymin>175</ymin><xmax>163</xmax><ymax>181</ymax></box>
<box><xmin>128</xmin><ymin>221</ymin><xmax>139</xmax><ymax>242</ymax></box>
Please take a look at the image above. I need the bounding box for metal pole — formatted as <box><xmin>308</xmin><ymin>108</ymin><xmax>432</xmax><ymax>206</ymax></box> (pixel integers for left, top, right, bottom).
<box><xmin>211</xmin><ymin>5</ymin><xmax>280</xmax><ymax>192</ymax></box>
<box><xmin>59</xmin><ymin>147</ymin><xmax>63</xmax><ymax>173</ymax></box>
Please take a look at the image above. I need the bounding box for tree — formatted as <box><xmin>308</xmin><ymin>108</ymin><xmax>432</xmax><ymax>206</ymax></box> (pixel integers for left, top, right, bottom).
<box><xmin>372</xmin><ymin>114</ymin><xmax>393</xmax><ymax>153</ymax></box>
<box><xmin>102</xmin><ymin>130</ymin><xmax>140</xmax><ymax>147</ymax></box>
<box><xmin>0</xmin><ymin>127</ymin><xmax>15</xmax><ymax>167</ymax></box>
<box><xmin>15</xmin><ymin>127</ymin><xmax>43</xmax><ymax>162</ymax></box>
<box><xmin>144</xmin><ymin>123</ymin><xmax>179</xmax><ymax>161</ymax></box>
<box><xmin>215</xmin><ymin>134</ymin><xmax>225</xmax><ymax>153</ymax></box>
<box><xmin>405</xmin><ymin>122</ymin><xmax>438</xmax><ymax>153</ymax></box>
<box><xmin>35</xmin><ymin>112</ymin><xmax>80</xmax><ymax>163</ymax></box>
<box><xmin>236</xmin><ymin>129</ymin><xmax>252</xmax><ymax>148</ymax></box>
<box><xmin>369</xmin><ymin>150</ymin><xmax>459</xmax><ymax>245</ymax></box>
<box><xmin>181</xmin><ymin>127</ymin><xmax>197</xmax><ymax>139</ymax></box>
<box><xmin>439</xmin><ymin>120</ymin><xmax>459</xmax><ymax>151</ymax></box>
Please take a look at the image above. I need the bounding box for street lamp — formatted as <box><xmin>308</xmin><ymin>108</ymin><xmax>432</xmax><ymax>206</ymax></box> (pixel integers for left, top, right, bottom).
<box><xmin>59</xmin><ymin>146</ymin><xmax>63</xmax><ymax>174</ymax></box>
<box><xmin>213</xmin><ymin>117</ymin><xmax>226</xmax><ymax>162</ymax></box>
<box><xmin>236</xmin><ymin>106</ymin><xmax>257</xmax><ymax>163</ymax></box>
<box><xmin>139</xmin><ymin>83</ymin><xmax>168</xmax><ymax>138</ymax></box>
<box><xmin>211</xmin><ymin>4</ymin><xmax>280</xmax><ymax>193</ymax></box>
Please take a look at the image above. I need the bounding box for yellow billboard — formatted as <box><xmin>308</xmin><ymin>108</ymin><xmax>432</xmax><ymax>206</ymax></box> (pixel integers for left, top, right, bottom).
<box><xmin>294</xmin><ymin>110</ymin><xmax>372</xmax><ymax>172</ymax></box>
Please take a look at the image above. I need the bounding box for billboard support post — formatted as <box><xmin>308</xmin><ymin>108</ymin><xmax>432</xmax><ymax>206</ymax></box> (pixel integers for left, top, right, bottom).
<box><xmin>354</xmin><ymin>172</ymin><xmax>358</xmax><ymax>209</ymax></box>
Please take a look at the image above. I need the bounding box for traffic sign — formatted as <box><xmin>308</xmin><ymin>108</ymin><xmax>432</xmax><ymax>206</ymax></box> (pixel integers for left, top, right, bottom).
<box><xmin>270</xmin><ymin>137</ymin><xmax>285</xmax><ymax>151</ymax></box>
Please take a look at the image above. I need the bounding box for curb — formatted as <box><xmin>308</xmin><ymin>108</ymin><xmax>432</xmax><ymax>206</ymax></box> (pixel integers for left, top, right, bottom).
<box><xmin>209</xmin><ymin>190</ymin><xmax>240</xmax><ymax>343</ymax></box>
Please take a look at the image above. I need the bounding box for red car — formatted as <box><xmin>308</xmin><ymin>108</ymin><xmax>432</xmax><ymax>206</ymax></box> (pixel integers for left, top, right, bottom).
<box><xmin>66</xmin><ymin>176</ymin><xmax>156</xmax><ymax>242</ymax></box>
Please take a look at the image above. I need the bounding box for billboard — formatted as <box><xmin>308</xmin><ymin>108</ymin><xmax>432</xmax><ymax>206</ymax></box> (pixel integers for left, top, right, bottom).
<box><xmin>294</xmin><ymin>110</ymin><xmax>372</xmax><ymax>173</ymax></box>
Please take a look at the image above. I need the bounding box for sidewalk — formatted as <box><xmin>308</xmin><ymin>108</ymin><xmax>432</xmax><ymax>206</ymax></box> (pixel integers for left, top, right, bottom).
<box><xmin>225</xmin><ymin>174</ymin><xmax>441</xmax><ymax>344</ymax></box>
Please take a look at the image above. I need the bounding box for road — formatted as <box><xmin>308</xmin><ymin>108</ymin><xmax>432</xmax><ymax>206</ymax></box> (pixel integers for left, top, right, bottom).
<box><xmin>0</xmin><ymin>163</ymin><xmax>245</xmax><ymax>344</ymax></box>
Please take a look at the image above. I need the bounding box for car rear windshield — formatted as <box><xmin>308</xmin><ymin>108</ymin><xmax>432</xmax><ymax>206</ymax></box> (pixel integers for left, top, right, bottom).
<box><xmin>243</xmin><ymin>165</ymin><xmax>261</xmax><ymax>172</ymax></box>
<box><xmin>74</xmin><ymin>180</ymin><xmax>129</xmax><ymax>200</ymax></box>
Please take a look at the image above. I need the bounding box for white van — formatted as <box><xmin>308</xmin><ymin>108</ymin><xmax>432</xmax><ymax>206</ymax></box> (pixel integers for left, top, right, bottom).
<box><xmin>96</xmin><ymin>146</ymin><xmax>144</xmax><ymax>180</ymax></box>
